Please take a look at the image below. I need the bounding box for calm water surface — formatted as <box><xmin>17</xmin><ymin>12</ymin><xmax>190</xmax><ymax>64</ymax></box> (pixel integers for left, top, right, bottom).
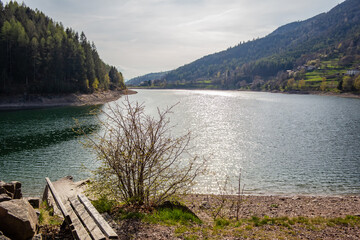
<box><xmin>1</xmin><ymin>89</ymin><xmax>359</xmax><ymax>196</ymax></box>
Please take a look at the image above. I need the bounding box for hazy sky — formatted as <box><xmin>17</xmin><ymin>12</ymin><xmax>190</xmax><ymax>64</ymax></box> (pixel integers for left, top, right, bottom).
<box><xmin>4</xmin><ymin>0</ymin><xmax>344</xmax><ymax>79</ymax></box>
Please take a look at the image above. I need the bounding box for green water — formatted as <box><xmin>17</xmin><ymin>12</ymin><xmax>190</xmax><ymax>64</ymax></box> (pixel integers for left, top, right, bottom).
<box><xmin>0</xmin><ymin>105</ymin><xmax>100</xmax><ymax>196</ymax></box>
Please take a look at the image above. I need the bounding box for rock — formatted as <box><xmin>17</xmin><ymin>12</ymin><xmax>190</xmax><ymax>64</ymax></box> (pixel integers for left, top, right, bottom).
<box><xmin>26</xmin><ymin>197</ymin><xmax>41</xmax><ymax>209</ymax></box>
<box><xmin>14</xmin><ymin>188</ymin><xmax>22</xmax><ymax>199</ymax></box>
<box><xmin>0</xmin><ymin>194</ymin><xmax>11</xmax><ymax>203</ymax></box>
<box><xmin>1</xmin><ymin>183</ymin><xmax>14</xmax><ymax>196</ymax></box>
<box><xmin>12</xmin><ymin>181</ymin><xmax>22</xmax><ymax>199</ymax></box>
<box><xmin>11</xmin><ymin>181</ymin><xmax>22</xmax><ymax>190</ymax></box>
<box><xmin>200</xmin><ymin>201</ymin><xmax>211</xmax><ymax>209</ymax></box>
<box><xmin>0</xmin><ymin>182</ymin><xmax>5</xmax><ymax>194</ymax></box>
<box><xmin>0</xmin><ymin>181</ymin><xmax>22</xmax><ymax>199</ymax></box>
<box><xmin>32</xmin><ymin>234</ymin><xmax>42</xmax><ymax>240</ymax></box>
<box><xmin>0</xmin><ymin>199</ymin><xmax>38</xmax><ymax>240</ymax></box>
<box><xmin>0</xmin><ymin>231</ymin><xmax>11</xmax><ymax>240</ymax></box>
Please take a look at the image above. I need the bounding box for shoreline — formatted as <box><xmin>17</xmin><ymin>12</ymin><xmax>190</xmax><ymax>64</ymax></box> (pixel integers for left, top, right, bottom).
<box><xmin>183</xmin><ymin>194</ymin><xmax>360</xmax><ymax>219</ymax></box>
<box><xmin>130</xmin><ymin>87</ymin><xmax>360</xmax><ymax>99</ymax></box>
<box><xmin>0</xmin><ymin>89</ymin><xmax>137</xmax><ymax>111</ymax></box>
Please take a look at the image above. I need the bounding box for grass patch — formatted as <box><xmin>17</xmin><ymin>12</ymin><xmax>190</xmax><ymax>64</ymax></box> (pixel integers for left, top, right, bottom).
<box><xmin>91</xmin><ymin>196</ymin><xmax>117</xmax><ymax>213</ymax></box>
<box><xmin>117</xmin><ymin>209</ymin><xmax>145</xmax><ymax>220</ymax></box>
<box><xmin>328</xmin><ymin>215</ymin><xmax>360</xmax><ymax>227</ymax></box>
<box><xmin>38</xmin><ymin>201</ymin><xmax>63</xmax><ymax>226</ymax></box>
<box><xmin>214</xmin><ymin>218</ymin><xmax>230</xmax><ymax>228</ymax></box>
<box><xmin>145</xmin><ymin>207</ymin><xmax>202</xmax><ymax>226</ymax></box>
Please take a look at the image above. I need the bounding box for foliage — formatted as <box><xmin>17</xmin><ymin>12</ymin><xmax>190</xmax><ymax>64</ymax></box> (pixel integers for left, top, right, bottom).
<box><xmin>145</xmin><ymin>207</ymin><xmax>202</xmax><ymax>226</ymax></box>
<box><xmin>354</xmin><ymin>74</ymin><xmax>360</xmax><ymax>90</ymax></box>
<box><xmin>38</xmin><ymin>201</ymin><xmax>63</xmax><ymax>226</ymax></box>
<box><xmin>0</xmin><ymin>1</ymin><xmax>125</xmax><ymax>94</ymax></box>
<box><xmin>84</xmin><ymin>98</ymin><xmax>206</xmax><ymax>207</ymax></box>
<box><xmin>91</xmin><ymin>196</ymin><xmax>117</xmax><ymax>213</ymax></box>
<box><xmin>126</xmin><ymin>71</ymin><xmax>169</xmax><ymax>86</ymax></box>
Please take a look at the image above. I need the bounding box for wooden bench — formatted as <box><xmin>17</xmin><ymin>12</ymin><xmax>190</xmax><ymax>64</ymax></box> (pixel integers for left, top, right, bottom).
<box><xmin>45</xmin><ymin>177</ymin><xmax>118</xmax><ymax>240</ymax></box>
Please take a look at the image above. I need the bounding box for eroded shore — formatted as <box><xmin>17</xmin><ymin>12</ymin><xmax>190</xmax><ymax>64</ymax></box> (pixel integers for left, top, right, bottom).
<box><xmin>0</xmin><ymin>89</ymin><xmax>137</xmax><ymax>111</ymax></box>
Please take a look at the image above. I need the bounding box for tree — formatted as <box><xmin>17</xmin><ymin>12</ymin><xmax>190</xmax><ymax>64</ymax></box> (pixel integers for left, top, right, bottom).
<box><xmin>286</xmin><ymin>78</ymin><xmax>296</xmax><ymax>90</ymax></box>
<box><xmin>353</xmin><ymin>74</ymin><xmax>360</xmax><ymax>91</ymax></box>
<box><xmin>109</xmin><ymin>66</ymin><xmax>124</xmax><ymax>89</ymax></box>
<box><xmin>342</xmin><ymin>76</ymin><xmax>353</xmax><ymax>91</ymax></box>
<box><xmin>83</xmin><ymin>99</ymin><xmax>205</xmax><ymax>207</ymax></box>
<box><xmin>298</xmin><ymin>79</ymin><xmax>306</xmax><ymax>90</ymax></box>
<box><xmin>320</xmin><ymin>78</ymin><xmax>327</xmax><ymax>91</ymax></box>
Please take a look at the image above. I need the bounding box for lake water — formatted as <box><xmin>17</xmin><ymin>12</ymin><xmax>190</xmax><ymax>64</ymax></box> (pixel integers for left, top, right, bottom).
<box><xmin>1</xmin><ymin>89</ymin><xmax>360</xmax><ymax>196</ymax></box>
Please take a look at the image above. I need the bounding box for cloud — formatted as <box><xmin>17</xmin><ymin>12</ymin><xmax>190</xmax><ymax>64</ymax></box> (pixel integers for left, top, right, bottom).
<box><xmin>4</xmin><ymin>0</ymin><xmax>344</xmax><ymax>79</ymax></box>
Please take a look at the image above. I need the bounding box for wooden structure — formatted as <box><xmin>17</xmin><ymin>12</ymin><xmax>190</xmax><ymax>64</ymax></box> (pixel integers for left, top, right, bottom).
<box><xmin>45</xmin><ymin>177</ymin><xmax>118</xmax><ymax>240</ymax></box>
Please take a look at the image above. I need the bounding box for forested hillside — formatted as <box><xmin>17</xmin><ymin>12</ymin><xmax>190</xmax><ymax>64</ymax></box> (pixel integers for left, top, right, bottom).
<box><xmin>126</xmin><ymin>71</ymin><xmax>169</xmax><ymax>86</ymax></box>
<box><xmin>158</xmin><ymin>0</ymin><xmax>360</xmax><ymax>92</ymax></box>
<box><xmin>0</xmin><ymin>1</ymin><xmax>125</xmax><ymax>94</ymax></box>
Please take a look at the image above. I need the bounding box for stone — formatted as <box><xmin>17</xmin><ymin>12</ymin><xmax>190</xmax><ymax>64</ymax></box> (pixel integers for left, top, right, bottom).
<box><xmin>0</xmin><ymin>194</ymin><xmax>11</xmax><ymax>203</ymax></box>
<box><xmin>0</xmin><ymin>199</ymin><xmax>38</xmax><ymax>240</ymax></box>
<box><xmin>200</xmin><ymin>201</ymin><xmax>211</xmax><ymax>209</ymax></box>
<box><xmin>0</xmin><ymin>182</ymin><xmax>5</xmax><ymax>194</ymax></box>
<box><xmin>26</xmin><ymin>197</ymin><xmax>41</xmax><ymax>209</ymax></box>
<box><xmin>0</xmin><ymin>231</ymin><xmax>11</xmax><ymax>240</ymax></box>
<box><xmin>35</xmin><ymin>209</ymin><xmax>40</xmax><ymax>218</ymax></box>
<box><xmin>32</xmin><ymin>234</ymin><xmax>42</xmax><ymax>240</ymax></box>
<box><xmin>0</xmin><ymin>181</ymin><xmax>22</xmax><ymax>199</ymax></box>
<box><xmin>0</xmin><ymin>183</ymin><xmax>12</xmax><ymax>199</ymax></box>
<box><xmin>1</xmin><ymin>183</ymin><xmax>14</xmax><ymax>195</ymax></box>
<box><xmin>11</xmin><ymin>181</ymin><xmax>21</xmax><ymax>190</ymax></box>
<box><xmin>14</xmin><ymin>188</ymin><xmax>22</xmax><ymax>199</ymax></box>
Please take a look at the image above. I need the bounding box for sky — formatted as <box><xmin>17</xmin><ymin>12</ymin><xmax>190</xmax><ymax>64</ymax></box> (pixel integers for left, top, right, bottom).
<box><xmin>4</xmin><ymin>0</ymin><xmax>344</xmax><ymax>79</ymax></box>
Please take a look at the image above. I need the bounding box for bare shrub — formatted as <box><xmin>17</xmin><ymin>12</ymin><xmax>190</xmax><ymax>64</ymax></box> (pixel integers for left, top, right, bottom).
<box><xmin>83</xmin><ymin>98</ymin><xmax>205</xmax><ymax>207</ymax></box>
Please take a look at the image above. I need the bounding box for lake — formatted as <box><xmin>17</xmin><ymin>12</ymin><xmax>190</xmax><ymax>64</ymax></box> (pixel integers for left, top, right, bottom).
<box><xmin>1</xmin><ymin>89</ymin><xmax>359</xmax><ymax>196</ymax></box>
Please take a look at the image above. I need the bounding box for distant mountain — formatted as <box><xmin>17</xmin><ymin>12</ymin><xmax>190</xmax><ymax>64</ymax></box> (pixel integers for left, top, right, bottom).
<box><xmin>158</xmin><ymin>0</ymin><xmax>360</xmax><ymax>92</ymax></box>
<box><xmin>126</xmin><ymin>71</ymin><xmax>169</xmax><ymax>86</ymax></box>
<box><xmin>0</xmin><ymin>1</ymin><xmax>125</xmax><ymax>94</ymax></box>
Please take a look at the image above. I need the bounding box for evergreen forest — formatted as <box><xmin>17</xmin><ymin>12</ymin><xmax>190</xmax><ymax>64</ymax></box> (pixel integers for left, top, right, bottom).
<box><xmin>0</xmin><ymin>1</ymin><xmax>125</xmax><ymax>95</ymax></box>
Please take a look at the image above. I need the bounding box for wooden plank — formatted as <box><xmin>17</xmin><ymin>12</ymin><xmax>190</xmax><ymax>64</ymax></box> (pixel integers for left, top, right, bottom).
<box><xmin>65</xmin><ymin>202</ymin><xmax>92</xmax><ymax>240</ymax></box>
<box><xmin>78</xmin><ymin>194</ymin><xmax>119</xmax><ymax>239</ymax></box>
<box><xmin>45</xmin><ymin>177</ymin><xmax>71</xmax><ymax>225</ymax></box>
<box><xmin>46</xmin><ymin>177</ymin><xmax>91</xmax><ymax>240</ymax></box>
<box><xmin>70</xmin><ymin>197</ymin><xmax>106</xmax><ymax>240</ymax></box>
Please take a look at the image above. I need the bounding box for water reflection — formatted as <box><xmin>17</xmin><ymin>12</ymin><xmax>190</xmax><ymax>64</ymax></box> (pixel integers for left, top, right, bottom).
<box><xmin>0</xmin><ymin>105</ymin><xmax>101</xmax><ymax>196</ymax></box>
<box><xmin>126</xmin><ymin>90</ymin><xmax>360</xmax><ymax>195</ymax></box>
<box><xmin>1</xmin><ymin>90</ymin><xmax>360</xmax><ymax>196</ymax></box>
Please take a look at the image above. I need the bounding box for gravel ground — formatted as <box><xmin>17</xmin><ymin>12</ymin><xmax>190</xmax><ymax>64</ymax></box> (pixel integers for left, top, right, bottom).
<box><xmin>40</xmin><ymin>194</ymin><xmax>360</xmax><ymax>239</ymax></box>
<box><xmin>108</xmin><ymin>194</ymin><xmax>360</xmax><ymax>240</ymax></box>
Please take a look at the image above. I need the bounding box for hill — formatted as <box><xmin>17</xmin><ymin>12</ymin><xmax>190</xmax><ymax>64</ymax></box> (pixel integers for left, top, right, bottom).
<box><xmin>157</xmin><ymin>0</ymin><xmax>360</xmax><ymax>92</ymax></box>
<box><xmin>0</xmin><ymin>1</ymin><xmax>125</xmax><ymax>95</ymax></box>
<box><xmin>126</xmin><ymin>71</ymin><xmax>169</xmax><ymax>86</ymax></box>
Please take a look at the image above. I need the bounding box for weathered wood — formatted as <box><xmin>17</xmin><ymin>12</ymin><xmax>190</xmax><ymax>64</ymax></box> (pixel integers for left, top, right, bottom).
<box><xmin>45</xmin><ymin>177</ymin><xmax>118</xmax><ymax>240</ymax></box>
<box><xmin>65</xmin><ymin>203</ymin><xmax>92</xmax><ymax>240</ymax></box>
<box><xmin>70</xmin><ymin>197</ymin><xmax>106</xmax><ymax>240</ymax></box>
<box><xmin>45</xmin><ymin>177</ymin><xmax>71</xmax><ymax>225</ymax></box>
<box><xmin>78</xmin><ymin>194</ymin><xmax>118</xmax><ymax>239</ymax></box>
<box><xmin>46</xmin><ymin>177</ymin><xmax>91</xmax><ymax>240</ymax></box>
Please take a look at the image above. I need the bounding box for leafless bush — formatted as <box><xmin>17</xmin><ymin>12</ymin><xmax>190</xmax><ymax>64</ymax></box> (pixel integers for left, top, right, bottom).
<box><xmin>210</xmin><ymin>170</ymin><xmax>246</xmax><ymax>220</ymax></box>
<box><xmin>82</xmin><ymin>97</ymin><xmax>206</xmax><ymax>207</ymax></box>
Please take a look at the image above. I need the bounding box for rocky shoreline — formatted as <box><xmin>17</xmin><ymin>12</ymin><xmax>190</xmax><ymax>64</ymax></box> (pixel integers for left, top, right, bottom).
<box><xmin>1</xmin><ymin>178</ymin><xmax>360</xmax><ymax>239</ymax></box>
<box><xmin>0</xmin><ymin>181</ymin><xmax>40</xmax><ymax>240</ymax></box>
<box><xmin>0</xmin><ymin>89</ymin><xmax>137</xmax><ymax>111</ymax></box>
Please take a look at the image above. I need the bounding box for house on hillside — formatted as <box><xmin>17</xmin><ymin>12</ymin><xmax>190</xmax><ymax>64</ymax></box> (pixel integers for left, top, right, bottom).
<box><xmin>346</xmin><ymin>69</ymin><xmax>360</xmax><ymax>76</ymax></box>
<box><xmin>297</xmin><ymin>65</ymin><xmax>316</xmax><ymax>72</ymax></box>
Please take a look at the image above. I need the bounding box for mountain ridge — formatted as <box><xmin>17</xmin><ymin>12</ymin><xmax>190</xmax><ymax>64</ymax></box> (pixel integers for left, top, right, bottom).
<box><xmin>146</xmin><ymin>0</ymin><xmax>360</xmax><ymax>92</ymax></box>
